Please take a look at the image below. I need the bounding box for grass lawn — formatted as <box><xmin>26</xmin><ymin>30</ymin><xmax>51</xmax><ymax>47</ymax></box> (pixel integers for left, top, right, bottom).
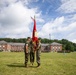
<box><xmin>0</xmin><ymin>52</ymin><xmax>76</xmax><ymax>75</ymax></box>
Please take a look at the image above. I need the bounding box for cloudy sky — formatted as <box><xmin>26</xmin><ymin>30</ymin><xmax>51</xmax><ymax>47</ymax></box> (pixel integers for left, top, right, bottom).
<box><xmin>0</xmin><ymin>0</ymin><xmax>76</xmax><ymax>43</ymax></box>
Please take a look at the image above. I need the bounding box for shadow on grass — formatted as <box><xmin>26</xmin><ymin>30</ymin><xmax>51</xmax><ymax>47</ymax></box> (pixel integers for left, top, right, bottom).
<box><xmin>7</xmin><ymin>63</ymin><xmax>37</xmax><ymax>68</ymax></box>
<box><xmin>7</xmin><ymin>63</ymin><xmax>24</xmax><ymax>68</ymax></box>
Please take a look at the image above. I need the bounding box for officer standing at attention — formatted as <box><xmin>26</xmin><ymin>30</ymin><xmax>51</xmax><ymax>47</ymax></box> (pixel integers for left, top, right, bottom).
<box><xmin>36</xmin><ymin>38</ymin><xmax>41</xmax><ymax>67</ymax></box>
<box><xmin>24</xmin><ymin>37</ymin><xmax>31</xmax><ymax>67</ymax></box>
<box><xmin>30</xmin><ymin>40</ymin><xmax>35</xmax><ymax>65</ymax></box>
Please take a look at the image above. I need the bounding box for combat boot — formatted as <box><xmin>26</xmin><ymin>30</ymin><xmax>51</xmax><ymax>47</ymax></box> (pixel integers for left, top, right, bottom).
<box><xmin>37</xmin><ymin>63</ymin><xmax>40</xmax><ymax>67</ymax></box>
<box><xmin>25</xmin><ymin>63</ymin><xmax>27</xmax><ymax>67</ymax></box>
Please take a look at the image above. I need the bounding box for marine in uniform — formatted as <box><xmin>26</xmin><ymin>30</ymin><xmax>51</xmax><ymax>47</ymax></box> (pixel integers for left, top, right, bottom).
<box><xmin>30</xmin><ymin>40</ymin><xmax>35</xmax><ymax>65</ymax></box>
<box><xmin>24</xmin><ymin>37</ymin><xmax>31</xmax><ymax>67</ymax></box>
<box><xmin>36</xmin><ymin>38</ymin><xmax>41</xmax><ymax>67</ymax></box>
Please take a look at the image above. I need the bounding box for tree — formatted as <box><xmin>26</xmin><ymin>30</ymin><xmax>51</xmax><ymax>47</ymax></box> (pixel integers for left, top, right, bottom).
<box><xmin>62</xmin><ymin>45</ymin><xmax>66</xmax><ymax>50</ymax></box>
<box><xmin>65</xmin><ymin>43</ymin><xmax>74</xmax><ymax>52</ymax></box>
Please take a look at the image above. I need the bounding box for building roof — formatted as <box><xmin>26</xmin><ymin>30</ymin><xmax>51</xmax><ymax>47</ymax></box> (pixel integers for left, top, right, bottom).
<box><xmin>51</xmin><ymin>42</ymin><xmax>62</xmax><ymax>46</ymax></box>
<box><xmin>9</xmin><ymin>43</ymin><xmax>25</xmax><ymax>46</ymax></box>
<box><xmin>0</xmin><ymin>40</ymin><xmax>7</xmax><ymax>44</ymax></box>
<box><xmin>41</xmin><ymin>44</ymin><xmax>49</xmax><ymax>46</ymax></box>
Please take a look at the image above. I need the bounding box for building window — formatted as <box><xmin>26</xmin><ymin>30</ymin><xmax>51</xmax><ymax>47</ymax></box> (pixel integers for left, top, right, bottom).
<box><xmin>3</xmin><ymin>45</ymin><xmax>5</xmax><ymax>47</ymax></box>
<box><xmin>0</xmin><ymin>45</ymin><xmax>1</xmax><ymax>47</ymax></box>
<box><xmin>53</xmin><ymin>47</ymin><xmax>54</xmax><ymax>49</ymax></box>
<box><xmin>56</xmin><ymin>47</ymin><xmax>57</xmax><ymax>49</ymax></box>
<box><xmin>58</xmin><ymin>47</ymin><xmax>60</xmax><ymax>51</ymax></box>
<box><xmin>59</xmin><ymin>47</ymin><xmax>60</xmax><ymax>49</ymax></box>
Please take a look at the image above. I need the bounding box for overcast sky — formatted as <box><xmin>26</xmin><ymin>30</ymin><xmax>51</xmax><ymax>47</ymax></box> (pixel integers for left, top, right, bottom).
<box><xmin>0</xmin><ymin>0</ymin><xmax>76</xmax><ymax>43</ymax></box>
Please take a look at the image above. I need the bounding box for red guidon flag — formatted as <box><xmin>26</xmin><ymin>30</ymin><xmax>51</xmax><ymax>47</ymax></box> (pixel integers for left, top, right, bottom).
<box><xmin>31</xmin><ymin>16</ymin><xmax>38</xmax><ymax>42</ymax></box>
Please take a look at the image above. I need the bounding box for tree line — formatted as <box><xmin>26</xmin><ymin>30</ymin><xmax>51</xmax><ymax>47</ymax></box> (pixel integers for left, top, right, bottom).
<box><xmin>0</xmin><ymin>38</ymin><xmax>76</xmax><ymax>52</ymax></box>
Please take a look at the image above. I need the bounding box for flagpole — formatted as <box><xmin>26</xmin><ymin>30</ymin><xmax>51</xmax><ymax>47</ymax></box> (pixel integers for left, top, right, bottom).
<box><xmin>34</xmin><ymin>15</ymin><xmax>35</xmax><ymax>19</ymax></box>
<box><xmin>34</xmin><ymin>15</ymin><xmax>36</xmax><ymax>64</ymax></box>
<box><xmin>31</xmin><ymin>15</ymin><xmax>38</xmax><ymax>65</ymax></box>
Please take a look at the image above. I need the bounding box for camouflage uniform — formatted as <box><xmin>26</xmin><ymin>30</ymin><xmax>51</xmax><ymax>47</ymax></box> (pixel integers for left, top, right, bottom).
<box><xmin>24</xmin><ymin>40</ymin><xmax>31</xmax><ymax>66</ymax></box>
<box><xmin>36</xmin><ymin>41</ymin><xmax>41</xmax><ymax>66</ymax></box>
<box><xmin>30</xmin><ymin>41</ymin><xmax>35</xmax><ymax>64</ymax></box>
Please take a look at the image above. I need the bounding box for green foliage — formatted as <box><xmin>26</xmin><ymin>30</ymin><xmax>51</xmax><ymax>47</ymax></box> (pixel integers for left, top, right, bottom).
<box><xmin>61</xmin><ymin>39</ymin><xmax>75</xmax><ymax>51</ymax></box>
<box><xmin>73</xmin><ymin>43</ymin><xmax>76</xmax><ymax>51</ymax></box>
<box><xmin>0</xmin><ymin>38</ymin><xmax>26</xmax><ymax>43</ymax></box>
<box><xmin>0</xmin><ymin>52</ymin><xmax>76</xmax><ymax>75</ymax></box>
<box><xmin>62</xmin><ymin>44</ymin><xmax>66</xmax><ymax>50</ymax></box>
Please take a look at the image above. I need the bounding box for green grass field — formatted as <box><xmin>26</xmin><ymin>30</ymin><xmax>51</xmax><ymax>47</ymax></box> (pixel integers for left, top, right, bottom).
<box><xmin>0</xmin><ymin>52</ymin><xmax>76</xmax><ymax>75</ymax></box>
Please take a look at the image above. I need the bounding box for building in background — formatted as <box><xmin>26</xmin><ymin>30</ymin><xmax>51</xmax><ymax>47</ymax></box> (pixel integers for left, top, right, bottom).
<box><xmin>50</xmin><ymin>42</ymin><xmax>62</xmax><ymax>52</ymax></box>
<box><xmin>9</xmin><ymin>43</ymin><xmax>24</xmax><ymax>52</ymax></box>
<box><xmin>0</xmin><ymin>40</ymin><xmax>24</xmax><ymax>52</ymax></box>
<box><xmin>0</xmin><ymin>41</ymin><xmax>62</xmax><ymax>52</ymax></box>
<box><xmin>0</xmin><ymin>41</ymin><xmax>8</xmax><ymax>52</ymax></box>
<box><xmin>41</xmin><ymin>44</ymin><xmax>50</xmax><ymax>52</ymax></box>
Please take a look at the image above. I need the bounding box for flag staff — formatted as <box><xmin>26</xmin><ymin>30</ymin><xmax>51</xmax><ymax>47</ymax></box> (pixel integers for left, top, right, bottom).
<box><xmin>31</xmin><ymin>15</ymin><xmax>38</xmax><ymax>65</ymax></box>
